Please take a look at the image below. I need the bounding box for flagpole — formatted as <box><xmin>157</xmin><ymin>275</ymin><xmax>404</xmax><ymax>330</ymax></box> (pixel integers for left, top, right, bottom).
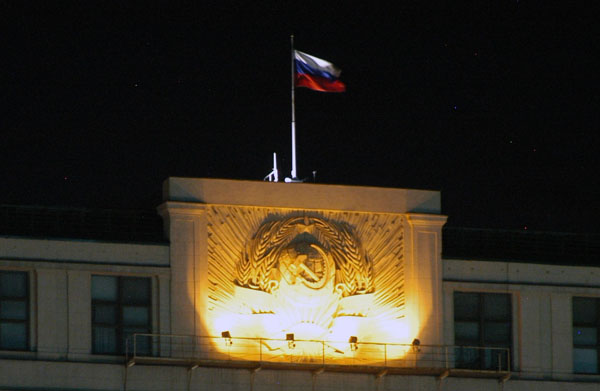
<box><xmin>290</xmin><ymin>34</ymin><xmax>297</xmax><ymax>179</ymax></box>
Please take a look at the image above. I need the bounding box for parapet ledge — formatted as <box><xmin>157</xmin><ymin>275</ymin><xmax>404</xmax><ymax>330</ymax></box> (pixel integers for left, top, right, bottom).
<box><xmin>162</xmin><ymin>177</ymin><xmax>441</xmax><ymax>215</ymax></box>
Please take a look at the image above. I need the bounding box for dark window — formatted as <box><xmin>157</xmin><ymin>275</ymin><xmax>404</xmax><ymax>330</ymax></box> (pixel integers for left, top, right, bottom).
<box><xmin>454</xmin><ymin>292</ymin><xmax>511</xmax><ymax>370</ymax></box>
<box><xmin>573</xmin><ymin>297</ymin><xmax>600</xmax><ymax>374</ymax></box>
<box><xmin>92</xmin><ymin>276</ymin><xmax>151</xmax><ymax>355</ymax></box>
<box><xmin>0</xmin><ymin>271</ymin><xmax>29</xmax><ymax>350</ymax></box>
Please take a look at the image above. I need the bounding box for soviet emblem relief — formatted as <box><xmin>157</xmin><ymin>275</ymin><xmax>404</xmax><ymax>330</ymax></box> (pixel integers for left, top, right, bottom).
<box><xmin>226</xmin><ymin>215</ymin><xmax>374</xmax><ymax>341</ymax></box>
<box><xmin>207</xmin><ymin>207</ymin><xmax>404</xmax><ymax>347</ymax></box>
<box><xmin>236</xmin><ymin>215</ymin><xmax>373</xmax><ymax>297</ymax></box>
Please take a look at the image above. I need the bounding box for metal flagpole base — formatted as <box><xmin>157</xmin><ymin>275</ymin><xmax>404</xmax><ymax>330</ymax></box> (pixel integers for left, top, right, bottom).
<box><xmin>284</xmin><ymin>177</ymin><xmax>304</xmax><ymax>183</ymax></box>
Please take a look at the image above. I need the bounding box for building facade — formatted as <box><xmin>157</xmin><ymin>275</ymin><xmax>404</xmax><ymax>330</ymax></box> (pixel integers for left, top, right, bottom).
<box><xmin>0</xmin><ymin>178</ymin><xmax>599</xmax><ymax>390</ymax></box>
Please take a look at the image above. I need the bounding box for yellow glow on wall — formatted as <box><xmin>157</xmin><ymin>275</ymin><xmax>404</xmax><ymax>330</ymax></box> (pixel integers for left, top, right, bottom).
<box><xmin>207</xmin><ymin>286</ymin><xmax>423</xmax><ymax>361</ymax></box>
<box><xmin>204</xmin><ymin>213</ymin><xmax>416</xmax><ymax>361</ymax></box>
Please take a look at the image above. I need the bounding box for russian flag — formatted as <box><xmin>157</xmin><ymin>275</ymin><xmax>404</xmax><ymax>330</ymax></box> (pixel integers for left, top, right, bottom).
<box><xmin>294</xmin><ymin>50</ymin><xmax>346</xmax><ymax>92</ymax></box>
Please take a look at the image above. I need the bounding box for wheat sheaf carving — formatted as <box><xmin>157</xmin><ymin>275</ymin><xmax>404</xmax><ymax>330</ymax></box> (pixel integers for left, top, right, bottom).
<box><xmin>235</xmin><ymin>216</ymin><xmax>373</xmax><ymax>297</ymax></box>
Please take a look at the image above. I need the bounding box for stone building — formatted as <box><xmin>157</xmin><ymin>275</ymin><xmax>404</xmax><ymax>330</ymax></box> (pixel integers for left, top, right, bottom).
<box><xmin>0</xmin><ymin>177</ymin><xmax>599</xmax><ymax>390</ymax></box>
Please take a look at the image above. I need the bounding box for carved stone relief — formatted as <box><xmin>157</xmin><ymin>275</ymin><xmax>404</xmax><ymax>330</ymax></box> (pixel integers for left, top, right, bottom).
<box><xmin>207</xmin><ymin>207</ymin><xmax>404</xmax><ymax>343</ymax></box>
<box><xmin>236</xmin><ymin>216</ymin><xmax>373</xmax><ymax>297</ymax></box>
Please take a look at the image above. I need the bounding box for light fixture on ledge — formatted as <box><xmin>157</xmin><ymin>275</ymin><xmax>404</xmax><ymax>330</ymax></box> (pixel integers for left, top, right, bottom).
<box><xmin>221</xmin><ymin>331</ymin><xmax>233</xmax><ymax>346</ymax></box>
<box><xmin>411</xmin><ymin>338</ymin><xmax>420</xmax><ymax>353</ymax></box>
<box><xmin>349</xmin><ymin>336</ymin><xmax>358</xmax><ymax>351</ymax></box>
<box><xmin>286</xmin><ymin>333</ymin><xmax>296</xmax><ymax>349</ymax></box>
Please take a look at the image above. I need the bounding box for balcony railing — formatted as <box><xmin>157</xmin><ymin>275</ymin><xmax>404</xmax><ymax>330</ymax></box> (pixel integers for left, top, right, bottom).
<box><xmin>443</xmin><ymin>226</ymin><xmax>600</xmax><ymax>265</ymax></box>
<box><xmin>0</xmin><ymin>204</ymin><xmax>165</xmax><ymax>242</ymax></box>
<box><xmin>126</xmin><ymin>334</ymin><xmax>510</xmax><ymax>378</ymax></box>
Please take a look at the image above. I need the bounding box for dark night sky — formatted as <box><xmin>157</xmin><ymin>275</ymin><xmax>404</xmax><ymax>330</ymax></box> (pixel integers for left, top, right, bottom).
<box><xmin>2</xmin><ymin>3</ymin><xmax>599</xmax><ymax>233</ymax></box>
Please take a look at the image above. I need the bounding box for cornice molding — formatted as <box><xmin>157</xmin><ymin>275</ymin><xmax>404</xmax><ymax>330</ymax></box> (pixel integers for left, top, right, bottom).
<box><xmin>157</xmin><ymin>202</ymin><xmax>206</xmax><ymax>217</ymax></box>
<box><xmin>405</xmin><ymin>213</ymin><xmax>448</xmax><ymax>228</ymax></box>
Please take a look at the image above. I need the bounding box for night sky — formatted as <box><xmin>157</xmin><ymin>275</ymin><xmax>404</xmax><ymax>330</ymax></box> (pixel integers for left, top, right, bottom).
<box><xmin>3</xmin><ymin>3</ymin><xmax>598</xmax><ymax>233</ymax></box>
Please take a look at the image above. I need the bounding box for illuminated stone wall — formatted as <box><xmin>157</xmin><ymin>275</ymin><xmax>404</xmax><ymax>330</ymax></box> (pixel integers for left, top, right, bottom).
<box><xmin>159</xmin><ymin>178</ymin><xmax>446</xmax><ymax>355</ymax></box>
<box><xmin>207</xmin><ymin>207</ymin><xmax>405</xmax><ymax>344</ymax></box>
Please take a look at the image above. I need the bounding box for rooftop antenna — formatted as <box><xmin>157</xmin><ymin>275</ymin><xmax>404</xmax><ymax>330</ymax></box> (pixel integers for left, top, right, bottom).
<box><xmin>264</xmin><ymin>152</ymin><xmax>279</xmax><ymax>182</ymax></box>
<box><xmin>285</xmin><ymin>34</ymin><xmax>303</xmax><ymax>183</ymax></box>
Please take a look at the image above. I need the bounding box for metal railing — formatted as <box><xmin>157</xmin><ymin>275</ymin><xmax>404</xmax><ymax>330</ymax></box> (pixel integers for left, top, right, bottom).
<box><xmin>0</xmin><ymin>204</ymin><xmax>165</xmax><ymax>242</ymax></box>
<box><xmin>443</xmin><ymin>227</ymin><xmax>600</xmax><ymax>265</ymax></box>
<box><xmin>126</xmin><ymin>333</ymin><xmax>510</xmax><ymax>374</ymax></box>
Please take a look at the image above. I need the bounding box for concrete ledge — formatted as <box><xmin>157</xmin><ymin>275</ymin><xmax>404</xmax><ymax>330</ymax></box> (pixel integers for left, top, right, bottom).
<box><xmin>0</xmin><ymin>237</ymin><xmax>169</xmax><ymax>266</ymax></box>
<box><xmin>443</xmin><ymin>259</ymin><xmax>600</xmax><ymax>287</ymax></box>
<box><xmin>163</xmin><ymin>177</ymin><xmax>441</xmax><ymax>214</ymax></box>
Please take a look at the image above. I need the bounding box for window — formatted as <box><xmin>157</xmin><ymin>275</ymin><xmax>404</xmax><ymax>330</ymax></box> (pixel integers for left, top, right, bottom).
<box><xmin>92</xmin><ymin>276</ymin><xmax>151</xmax><ymax>355</ymax></box>
<box><xmin>573</xmin><ymin>297</ymin><xmax>600</xmax><ymax>374</ymax></box>
<box><xmin>0</xmin><ymin>271</ymin><xmax>29</xmax><ymax>350</ymax></box>
<box><xmin>454</xmin><ymin>292</ymin><xmax>511</xmax><ymax>370</ymax></box>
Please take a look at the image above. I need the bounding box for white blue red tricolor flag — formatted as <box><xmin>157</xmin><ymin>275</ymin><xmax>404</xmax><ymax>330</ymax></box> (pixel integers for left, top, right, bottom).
<box><xmin>294</xmin><ymin>50</ymin><xmax>346</xmax><ymax>92</ymax></box>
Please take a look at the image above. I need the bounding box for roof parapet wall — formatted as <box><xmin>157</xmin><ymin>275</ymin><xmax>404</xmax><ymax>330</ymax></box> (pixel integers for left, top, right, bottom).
<box><xmin>163</xmin><ymin>177</ymin><xmax>441</xmax><ymax>214</ymax></box>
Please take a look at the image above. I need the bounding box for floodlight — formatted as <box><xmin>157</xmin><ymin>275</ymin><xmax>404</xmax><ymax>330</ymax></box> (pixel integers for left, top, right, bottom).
<box><xmin>411</xmin><ymin>338</ymin><xmax>420</xmax><ymax>352</ymax></box>
<box><xmin>286</xmin><ymin>333</ymin><xmax>295</xmax><ymax>349</ymax></box>
<box><xmin>221</xmin><ymin>331</ymin><xmax>232</xmax><ymax>346</ymax></box>
<box><xmin>349</xmin><ymin>336</ymin><xmax>358</xmax><ymax>351</ymax></box>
